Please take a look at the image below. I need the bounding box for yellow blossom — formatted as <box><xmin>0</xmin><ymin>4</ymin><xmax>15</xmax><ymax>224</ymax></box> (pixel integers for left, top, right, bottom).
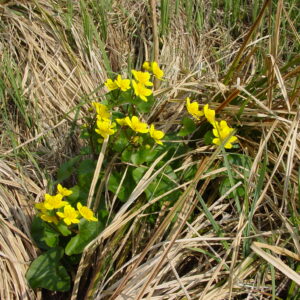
<box><xmin>44</xmin><ymin>194</ymin><xmax>68</xmax><ymax>210</ymax></box>
<box><xmin>35</xmin><ymin>202</ymin><xmax>47</xmax><ymax>213</ymax></box>
<box><xmin>57</xmin><ymin>184</ymin><xmax>73</xmax><ymax>197</ymax></box>
<box><xmin>132</xmin><ymin>80</ymin><xmax>152</xmax><ymax>102</ymax></box>
<box><xmin>125</xmin><ymin>116</ymin><xmax>149</xmax><ymax>133</ymax></box>
<box><xmin>149</xmin><ymin>124</ymin><xmax>164</xmax><ymax>145</ymax></box>
<box><xmin>116</xmin><ymin>118</ymin><xmax>127</xmax><ymax>126</ymax></box>
<box><xmin>77</xmin><ymin>203</ymin><xmax>98</xmax><ymax>222</ymax></box>
<box><xmin>212</xmin><ymin>120</ymin><xmax>238</xmax><ymax>149</ymax></box>
<box><xmin>115</xmin><ymin>75</ymin><xmax>131</xmax><ymax>91</ymax></box>
<box><xmin>186</xmin><ymin>98</ymin><xmax>204</xmax><ymax>120</ymax></box>
<box><xmin>41</xmin><ymin>214</ymin><xmax>59</xmax><ymax>224</ymax></box>
<box><xmin>132</xmin><ymin>136</ymin><xmax>140</xmax><ymax>144</ymax></box>
<box><xmin>104</xmin><ymin>78</ymin><xmax>118</xmax><ymax>91</ymax></box>
<box><xmin>131</xmin><ymin>70</ymin><xmax>153</xmax><ymax>86</ymax></box>
<box><xmin>92</xmin><ymin>102</ymin><xmax>111</xmax><ymax>120</ymax></box>
<box><xmin>56</xmin><ymin>205</ymin><xmax>80</xmax><ymax>226</ymax></box>
<box><xmin>142</xmin><ymin>61</ymin><xmax>151</xmax><ymax>71</ymax></box>
<box><xmin>151</xmin><ymin>61</ymin><xmax>164</xmax><ymax>80</ymax></box>
<box><xmin>142</xmin><ymin>61</ymin><xmax>164</xmax><ymax>80</ymax></box>
<box><xmin>203</xmin><ymin>104</ymin><xmax>216</xmax><ymax>125</ymax></box>
<box><xmin>95</xmin><ymin>119</ymin><xmax>116</xmax><ymax>139</ymax></box>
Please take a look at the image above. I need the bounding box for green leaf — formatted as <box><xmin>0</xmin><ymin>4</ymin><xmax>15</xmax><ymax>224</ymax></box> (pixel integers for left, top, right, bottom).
<box><xmin>116</xmin><ymin>90</ymin><xmax>133</xmax><ymax>106</ymax></box>
<box><xmin>31</xmin><ymin>216</ymin><xmax>59</xmax><ymax>249</ymax></box>
<box><xmin>108</xmin><ymin>172</ymin><xmax>127</xmax><ymax>201</ymax></box>
<box><xmin>108</xmin><ymin>170</ymin><xmax>135</xmax><ymax>202</ymax></box>
<box><xmin>181</xmin><ymin>165</ymin><xmax>197</xmax><ymax>181</ymax></box>
<box><xmin>121</xmin><ymin>147</ymin><xmax>132</xmax><ymax>162</ymax></box>
<box><xmin>133</xmin><ymin>94</ymin><xmax>154</xmax><ymax>113</ymax></box>
<box><xmin>219</xmin><ymin>177</ymin><xmax>245</xmax><ymax>198</ymax></box>
<box><xmin>112</xmin><ymin>130</ymin><xmax>129</xmax><ymax>152</ymax></box>
<box><xmin>132</xmin><ymin>167</ymin><xmax>147</xmax><ymax>183</ymax></box>
<box><xmin>204</xmin><ymin>130</ymin><xmax>214</xmax><ymax>145</ymax></box>
<box><xmin>57</xmin><ymin>156</ymin><xmax>81</xmax><ymax>182</ymax></box>
<box><xmin>56</xmin><ymin>222</ymin><xmax>72</xmax><ymax>236</ymax></box>
<box><xmin>227</xmin><ymin>153</ymin><xmax>252</xmax><ymax>178</ymax></box>
<box><xmin>177</xmin><ymin>117</ymin><xmax>196</xmax><ymax>136</ymax></box>
<box><xmin>65</xmin><ymin>219</ymin><xmax>102</xmax><ymax>255</ymax></box>
<box><xmin>26</xmin><ymin>247</ymin><xmax>70</xmax><ymax>291</ymax></box>
<box><xmin>78</xmin><ymin>159</ymin><xmax>96</xmax><ymax>189</ymax></box>
<box><xmin>79</xmin><ymin>145</ymin><xmax>93</xmax><ymax>155</ymax></box>
<box><xmin>66</xmin><ymin>185</ymin><xmax>80</xmax><ymax>205</ymax></box>
<box><xmin>131</xmin><ymin>148</ymin><xmax>159</xmax><ymax>165</ymax></box>
<box><xmin>66</xmin><ymin>185</ymin><xmax>89</xmax><ymax>206</ymax></box>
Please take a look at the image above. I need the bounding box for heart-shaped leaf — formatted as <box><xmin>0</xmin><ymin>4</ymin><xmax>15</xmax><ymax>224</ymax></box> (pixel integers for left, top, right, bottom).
<box><xmin>26</xmin><ymin>247</ymin><xmax>70</xmax><ymax>291</ymax></box>
<box><xmin>65</xmin><ymin>219</ymin><xmax>102</xmax><ymax>255</ymax></box>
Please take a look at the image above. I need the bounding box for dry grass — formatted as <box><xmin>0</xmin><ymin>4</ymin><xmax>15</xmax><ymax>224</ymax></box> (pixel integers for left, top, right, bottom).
<box><xmin>0</xmin><ymin>0</ymin><xmax>299</xmax><ymax>299</ymax></box>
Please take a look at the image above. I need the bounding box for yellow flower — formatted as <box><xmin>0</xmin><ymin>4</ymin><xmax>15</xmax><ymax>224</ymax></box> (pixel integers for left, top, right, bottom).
<box><xmin>125</xmin><ymin>116</ymin><xmax>149</xmax><ymax>133</ymax></box>
<box><xmin>104</xmin><ymin>78</ymin><xmax>118</xmax><ymax>91</ymax></box>
<box><xmin>116</xmin><ymin>118</ymin><xmax>127</xmax><ymax>126</ymax></box>
<box><xmin>186</xmin><ymin>98</ymin><xmax>204</xmax><ymax>120</ymax></box>
<box><xmin>41</xmin><ymin>214</ymin><xmax>59</xmax><ymax>224</ymax></box>
<box><xmin>35</xmin><ymin>202</ymin><xmax>47</xmax><ymax>213</ymax></box>
<box><xmin>132</xmin><ymin>135</ymin><xmax>140</xmax><ymax>144</ymax></box>
<box><xmin>149</xmin><ymin>124</ymin><xmax>164</xmax><ymax>145</ymax></box>
<box><xmin>95</xmin><ymin>119</ymin><xmax>116</xmax><ymax>139</ymax></box>
<box><xmin>212</xmin><ymin>120</ymin><xmax>238</xmax><ymax>149</ymax></box>
<box><xmin>77</xmin><ymin>203</ymin><xmax>98</xmax><ymax>222</ymax></box>
<box><xmin>142</xmin><ymin>61</ymin><xmax>164</xmax><ymax>80</ymax></box>
<box><xmin>132</xmin><ymin>80</ymin><xmax>152</xmax><ymax>102</ymax></box>
<box><xmin>92</xmin><ymin>102</ymin><xmax>111</xmax><ymax>120</ymax></box>
<box><xmin>44</xmin><ymin>194</ymin><xmax>68</xmax><ymax>210</ymax></box>
<box><xmin>57</xmin><ymin>184</ymin><xmax>73</xmax><ymax>197</ymax></box>
<box><xmin>203</xmin><ymin>104</ymin><xmax>216</xmax><ymax>125</ymax></box>
<box><xmin>142</xmin><ymin>61</ymin><xmax>151</xmax><ymax>71</ymax></box>
<box><xmin>151</xmin><ymin>61</ymin><xmax>164</xmax><ymax>80</ymax></box>
<box><xmin>131</xmin><ymin>70</ymin><xmax>153</xmax><ymax>86</ymax></box>
<box><xmin>56</xmin><ymin>205</ymin><xmax>80</xmax><ymax>226</ymax></box>
<box><xmin>115</xmin><ymin>75</ymin><xmax>131</xmax><ymax>91</ymax></box>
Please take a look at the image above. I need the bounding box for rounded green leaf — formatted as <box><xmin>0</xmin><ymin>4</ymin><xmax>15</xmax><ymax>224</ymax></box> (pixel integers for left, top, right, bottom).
<box><xmin>178</xmin><ymin>117</ymin><xmax>196</xmax><ymax>137</ymax></box>
<box><xmin>31</xmin><ymin>216</ymin><xmax>59</xmax><ymax>249</ymax></box>
<box><xmin>65</xmin><ymin>219</ymin><xmax>102</xmax><ymax>255</ymax></box>
<box><xmin>26</xmin><ymin>247</ymin><xmax>70</xmax><ymax>292</ymax></box>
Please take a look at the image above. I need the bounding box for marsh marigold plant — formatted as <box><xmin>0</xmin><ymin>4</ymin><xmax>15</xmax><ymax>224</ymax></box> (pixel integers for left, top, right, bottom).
<box><xmin>28</xmin><ymin>60</ymin><xmax>240</xmax><ymax>294</ymax></box>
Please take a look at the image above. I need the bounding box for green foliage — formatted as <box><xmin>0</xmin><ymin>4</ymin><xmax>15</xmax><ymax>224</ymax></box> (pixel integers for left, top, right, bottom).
<box><xmin>26</xmin><ymin>247</ymin><xmax>70</xmax><ymax>292</ymax></box>
<box><xmin>56</xmin><ymin>222</ymin><xmax>72</xmax><ymax>237</ymax></box>
<box><xmin>112</xmin><ymin>129</ymin><xmax>129</xmax><ymax>152</ymax></box>
<box><xmin>28</xmin><ymin>61</ymin><xmax>240</xmax><ymax>294</ymax></box>
<box><xmin>77</xmin><ymin>159</ymin><xmax>96</xmax><ymax>189</ymax></box>
<box><xmin>31</xmin><ymin>216</ymin><xmax>60</xmax><ymax>249</ymax></box>
<box><xmin>108</xmin><ymin>171</ymin><xmax>134</xmax><ymax>202</ymax></box>
<box><xmin>65</xmin><ymin>219</ymin><xmax>103</xmax><ymax>255</ymax></box>
<box><xmin>56</xmin><ymin>156</ymin><xmax>81</xmax><ymax>182</ymax></box>
<box><xmin>177</xmin><ymin>117</ymin><xmax>196</xmax><ymax>136</ymax></box>
<box><xmin>219</xmin><ymin>177</ymin><xmax>245</xmax><ymax>198</ymax></box>
<box><xmin>204</xmin><ymin>130</ymin><xmax>214</xmax><ymax>145</ymax></box>
<box><xmin>130</xmin><ymin>148</ymin><xmax>160</xmax><ymax>165</ymax></box>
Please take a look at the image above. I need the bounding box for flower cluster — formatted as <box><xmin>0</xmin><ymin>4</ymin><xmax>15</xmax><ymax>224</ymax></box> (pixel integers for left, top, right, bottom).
<box><xmin>92</xmin><ymin>102</ymin><xmax>116</xmax><ymax>140</ymax></box>
<box><xmin>142</xmin><ymin>61</ymin><xmax>164</xmax><ymax>80</ymax></box>
<box><xmin>35</xmin><ymin>184</ymin><xmax>98</xmax><ymax>226</ymax></box>
<box><xmin>104</xmin><ymin>75</ymin><xmax>131</xmax><ymax>92</ymax></box>
<box><xmin>91</xmin><ymin>101</ymin><xmax>165</xmax><ymax>145</ymax></box>
<box><xmin>186</xmin><ymin>98</ymin><xmax>238</xmax><ymax>149</ymax></box>
<box><xmin>116</xmin><ymin>116</ymin><xmax>165</xmax><ymax>145</ymax></box>
<box><xmin>104</xmin><ymin>61</ymin><xmax>163</xmax><ymax>102</ymax></box>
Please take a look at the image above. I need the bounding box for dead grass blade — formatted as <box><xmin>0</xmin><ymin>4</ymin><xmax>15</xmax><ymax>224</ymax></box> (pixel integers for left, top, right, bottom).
<box><xmin>251</xmin><ymin>242</ymin><xmax>300</xmax><ymax>285</ymax></box>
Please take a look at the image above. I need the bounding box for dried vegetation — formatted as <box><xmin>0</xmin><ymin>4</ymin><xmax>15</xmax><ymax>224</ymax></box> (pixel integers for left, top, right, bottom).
<box><xmin>0</xmin><ymin>0</ymin><xmax>299</xmax><ymax>299</ymax></box>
